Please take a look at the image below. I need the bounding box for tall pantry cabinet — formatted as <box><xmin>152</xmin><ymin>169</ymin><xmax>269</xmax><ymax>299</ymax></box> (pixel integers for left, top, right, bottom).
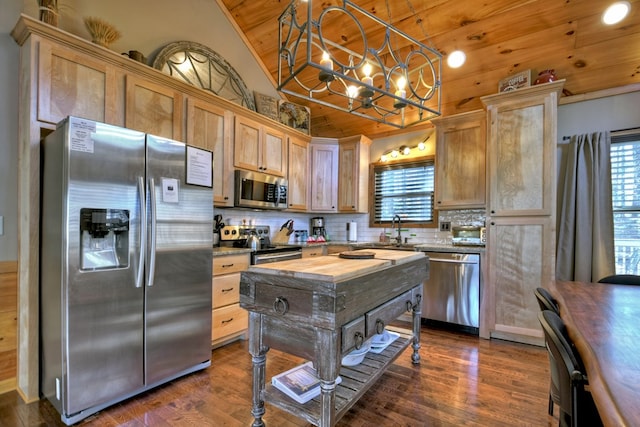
<box><xmin>480</xmin><ymin>80</ymin><xmax>564</xmax><ymax>345</ymax></box>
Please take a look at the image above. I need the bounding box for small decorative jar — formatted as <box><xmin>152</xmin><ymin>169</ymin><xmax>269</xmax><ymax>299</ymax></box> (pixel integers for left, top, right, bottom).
<box><xmin>534</xmin><ymin>69</ymin><xmax>558</xmax><ymax>85</ymax></box>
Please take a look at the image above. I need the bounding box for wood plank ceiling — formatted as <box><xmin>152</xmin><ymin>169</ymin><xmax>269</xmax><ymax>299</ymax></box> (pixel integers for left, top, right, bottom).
<box><xmin>218</xmin><ymin>0</ymin><xmax>640</xmax><ymax>138</ymax></box>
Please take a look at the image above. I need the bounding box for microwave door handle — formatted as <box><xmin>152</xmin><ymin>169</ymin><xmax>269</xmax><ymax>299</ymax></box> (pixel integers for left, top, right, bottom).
<box><xmin>275</xmin><ymin>183</ymin><xmax>280</xmax><ymax>208</ymax></box>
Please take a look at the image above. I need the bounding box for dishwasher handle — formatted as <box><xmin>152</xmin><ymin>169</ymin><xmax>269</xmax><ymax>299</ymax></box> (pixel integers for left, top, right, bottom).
<box><xmin>428</xmin><ymin>257</ymin><xmax>479</xmax><ymax>265</ymax></box>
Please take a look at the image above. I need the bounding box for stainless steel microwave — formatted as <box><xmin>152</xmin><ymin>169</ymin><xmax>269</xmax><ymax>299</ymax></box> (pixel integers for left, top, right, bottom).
<box><xmin>234</xmin><ymin>170</ymin><xmax>288</xmax><ymax>210</ymax></box>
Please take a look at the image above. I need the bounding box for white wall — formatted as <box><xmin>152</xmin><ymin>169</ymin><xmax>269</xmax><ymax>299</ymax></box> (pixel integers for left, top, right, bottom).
<box><xmin>558</xmin><ymin>91</ymin><xmax>640</xmax><ymax>138</ymax></box>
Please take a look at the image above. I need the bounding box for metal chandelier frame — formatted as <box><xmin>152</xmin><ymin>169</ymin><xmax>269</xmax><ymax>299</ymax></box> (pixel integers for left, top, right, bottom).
<box><xmin>277</xmin><ymin>0</ymin><xmax>442</xmax><ymax>129</ymax></box>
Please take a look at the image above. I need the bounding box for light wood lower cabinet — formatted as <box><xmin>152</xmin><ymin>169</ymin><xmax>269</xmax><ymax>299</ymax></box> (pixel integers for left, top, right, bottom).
<box><xmin>212</xmin><ymin>253</ymin><xmax>250</xmax><ymax>348</ymax></box>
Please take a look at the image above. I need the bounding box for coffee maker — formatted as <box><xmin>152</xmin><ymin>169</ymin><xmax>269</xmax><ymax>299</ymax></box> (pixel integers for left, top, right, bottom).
<box><xmin>311</xmin><ymin>216</ymin><xmax>326</xmax><ymax>238</ymax></box>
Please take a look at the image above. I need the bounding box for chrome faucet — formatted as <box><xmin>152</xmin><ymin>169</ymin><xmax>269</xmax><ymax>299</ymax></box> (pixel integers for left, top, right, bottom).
<box><xmin>391</xmin><ymin>214</ymin><xmax>402</xmax><ymax>245</ymax></box>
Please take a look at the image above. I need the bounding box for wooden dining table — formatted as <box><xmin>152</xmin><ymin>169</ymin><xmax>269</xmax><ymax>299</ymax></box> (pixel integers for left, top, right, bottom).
<box><xmin>550</xmin><ymin>280</ymin><xmax>640</xmax><ymax>427</ymax></box>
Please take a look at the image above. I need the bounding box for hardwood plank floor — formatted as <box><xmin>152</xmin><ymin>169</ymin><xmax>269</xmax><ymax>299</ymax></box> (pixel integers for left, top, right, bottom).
<box><xmin>0</xmin><ymin>326</ymin><xmax>555</xmax><ymax>426</ymax></box>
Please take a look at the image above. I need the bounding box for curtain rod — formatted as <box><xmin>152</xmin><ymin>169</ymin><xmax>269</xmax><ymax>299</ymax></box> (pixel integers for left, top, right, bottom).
<box><xmin>562</xmin><ymin>127</ymin><xmax>640</xmax><ymax>141</ymax></box>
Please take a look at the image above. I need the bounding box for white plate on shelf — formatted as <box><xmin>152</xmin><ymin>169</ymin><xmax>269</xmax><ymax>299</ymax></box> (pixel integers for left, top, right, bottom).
<box><xmin>369</xmin><ymin>331</ymin><xmax>400</xmax><ymax>354</ymax></box>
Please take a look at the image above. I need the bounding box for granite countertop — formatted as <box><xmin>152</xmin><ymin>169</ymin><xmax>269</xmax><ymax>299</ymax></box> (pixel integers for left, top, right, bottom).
<box><xmin>213</xmin><ymin>241</ymin><xmax>485</xmax><ymax>257</ymax></box>
<box><xmin>212</xmin><ymin>246</ymin><xmax>252</xmax><ymax>257</ymax></box>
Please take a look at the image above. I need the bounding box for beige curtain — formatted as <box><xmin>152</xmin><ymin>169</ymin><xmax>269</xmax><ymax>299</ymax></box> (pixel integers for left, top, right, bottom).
<box><xmin>556</xmin><ymin>132</ymin><xmax>615</xmax><ymax>282</ymax></box>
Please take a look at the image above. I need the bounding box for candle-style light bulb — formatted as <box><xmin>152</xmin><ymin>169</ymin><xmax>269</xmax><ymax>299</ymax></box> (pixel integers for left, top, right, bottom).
<box><xmin>319</xmin><ymin>51</ymin><xmax>334</xmax><ymax>82</ymax></box>
<box><xmin>346</xmin><ymin>85</ymin><xmax>359</xmax><ymax>98</ymax></box>
<box><xmin>394</xmin><ymin>76</ymin><xmax>407</xmax><ymax>108</ymax></box>
<box><xmin>361</xmin><ymin>63</ymin><xmax>374</xmax><ymax>97</ymax></box>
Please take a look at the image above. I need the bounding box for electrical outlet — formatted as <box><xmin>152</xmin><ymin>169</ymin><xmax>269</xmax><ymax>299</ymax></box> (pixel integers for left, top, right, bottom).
<box><xmin>440</xmin><ymin>221</ymin><xmax>451</xmax><ymax>232</ymax></box>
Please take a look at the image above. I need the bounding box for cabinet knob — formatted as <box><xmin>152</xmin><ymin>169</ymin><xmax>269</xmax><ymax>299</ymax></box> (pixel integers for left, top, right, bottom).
<box><xmin>490</xmin><ymin>221</ymin><xmax>495</xmax><ymax>226</ymax></box>
<box><xmin>491</xmin><ymin>210</ymin><xmax>495</xmax><ymax>214</ymax></box>
<box><xmin>375</xmin><ymin>318</ymin><xmax>385</xmax><ymax>334</ymax></box>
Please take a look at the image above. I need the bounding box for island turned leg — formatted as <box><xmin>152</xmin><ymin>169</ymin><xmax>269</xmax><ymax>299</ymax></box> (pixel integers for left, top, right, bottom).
<box><xmin>248</xmin><ymin>312</ymin><xmax>268</xmax><ymax>427</ymax></box>
<box><xmin>411</xmin><ymin>291</ymin><xmax>422</xmax><ymax>364</ymax></box>
<box><xmin>315</xmin><ymin>328</ymin><xmax>339</xmax><ymax>427</ymax></box>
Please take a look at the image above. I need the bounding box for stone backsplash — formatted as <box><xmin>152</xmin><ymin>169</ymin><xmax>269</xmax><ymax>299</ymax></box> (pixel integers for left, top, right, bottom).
<box><xmin>214</xmin><ymin>208</ymin><xmax>486</xmax><ymax>245</ymax></box>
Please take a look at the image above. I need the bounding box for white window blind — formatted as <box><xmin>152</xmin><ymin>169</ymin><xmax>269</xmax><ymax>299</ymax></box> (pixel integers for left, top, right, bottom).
<box><xmin>372</xmin><ymin>160</ymin><xmax>435</xmax><ymax>224</ymax></box>
<box><xmin>611</xmin><ymin>131</ymin><xmax>640</xmax><ymax>275</ymax></box>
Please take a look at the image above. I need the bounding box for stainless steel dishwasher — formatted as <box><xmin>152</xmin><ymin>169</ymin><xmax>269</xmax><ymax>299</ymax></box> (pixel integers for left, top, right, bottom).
<box><xmin>421</xmin><ymin>251</ymin><xmax>480</xmax><ymax>333</ymax></box>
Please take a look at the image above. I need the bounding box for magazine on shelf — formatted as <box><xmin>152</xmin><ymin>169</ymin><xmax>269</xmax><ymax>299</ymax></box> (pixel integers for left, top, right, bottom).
<box><xmin>272</xmin><ymin>361</ymin><xmax>342</xmax><ymax>404</ymax></box>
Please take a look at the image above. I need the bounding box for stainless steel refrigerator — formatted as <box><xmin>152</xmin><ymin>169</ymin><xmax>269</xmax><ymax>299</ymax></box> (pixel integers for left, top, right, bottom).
<box><xmin>40</xmin><ymin>116</ymin><xmax>213</xmax><ymax>425</ymax></box>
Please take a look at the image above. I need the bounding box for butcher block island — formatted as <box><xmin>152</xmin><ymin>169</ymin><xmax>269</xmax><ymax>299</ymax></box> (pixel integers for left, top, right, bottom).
<box><xmin>240</xmin><ymin>249</ymin><xmax>429</xmax><ymax>427</ymax></box>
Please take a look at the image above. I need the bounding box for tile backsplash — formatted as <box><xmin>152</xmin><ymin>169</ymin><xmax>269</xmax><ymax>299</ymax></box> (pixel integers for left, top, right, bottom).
<box><xmin>214</xmin><ymin>208</ymin><xmax>486</xmax><ymax>245</ymax></box>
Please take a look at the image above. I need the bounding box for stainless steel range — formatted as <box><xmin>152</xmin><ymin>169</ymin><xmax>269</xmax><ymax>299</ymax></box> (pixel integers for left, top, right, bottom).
<box><xmin>219</xmin><ymin>225</ymin><xmax>302</xmax><ymax>264</ymax></box>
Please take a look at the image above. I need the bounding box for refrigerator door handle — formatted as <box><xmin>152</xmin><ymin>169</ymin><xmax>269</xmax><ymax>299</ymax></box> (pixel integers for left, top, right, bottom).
<box><xmin>147</xmin><ymin>177</ymin><xmax>157</xmax><ymax>287</ymax></box>
<box><xmin>136</xmin><ymin>176</ymin><xmax>146</xmax><ymax>288</ymax></box>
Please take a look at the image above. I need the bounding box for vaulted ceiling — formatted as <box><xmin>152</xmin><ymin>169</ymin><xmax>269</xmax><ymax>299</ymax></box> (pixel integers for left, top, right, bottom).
<box><xmin>217</xmin><ymin>0</ymin><xmax>640</xmax><ymax>138</ymax></box>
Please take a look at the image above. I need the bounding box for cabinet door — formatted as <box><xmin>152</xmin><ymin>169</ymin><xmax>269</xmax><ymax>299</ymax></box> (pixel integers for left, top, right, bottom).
<box><xmin>186</xmin><ymin>99</ymin><xmax>234</xmax><ymax>207</ymax></box>
<box><xmin>434</xmin><ymin>110</ymin><xmax>486</xmax><ymax>209</ymax></box>
<box><xmin>125</xmin><ymin>75</ymin><xmax>183</xmax><ymax>140</ymax></box>
<box><xmin>485</xmin><ymin>216</ymin><xmax>554</xmax><ymax>346</ymax></box>
<box><xmin>486</xmin><ymin>93</ymin><xmax>556</xmax><ymax>217</ymax></box>
<box><xmin>234</xmin><ymin>116</ymin><xmax>262</xmax><ymax>171</ymax></box>
<box><xmin>310</xmin><ymin>143</ymin><xmax>338</xmax><ymax>212</ymax></box>
<box><xmin>38</xmin><ymin>42</ymin><xmax>117</xmax><ymax>125</ymax></box>
<box><xmin>338</xmin><ymin>136</ymin><xmax>371</xmax><ymax>212</ymax></box>
<box><xmin>262</xmin><ymin>127</ymin><xmax>286</xmax><ymax>176</ymax></box>
<box><xmin>287</xmin><ymin>136</ymin><xmax>309</xmax><ymax>211</ymax></box>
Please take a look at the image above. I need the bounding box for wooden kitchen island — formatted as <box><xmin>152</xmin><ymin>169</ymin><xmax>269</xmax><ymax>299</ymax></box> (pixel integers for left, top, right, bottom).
<box><xmin>239</xmin><ymin>249</ymin><xmax>428</xmax><ymax>427</ymax></box>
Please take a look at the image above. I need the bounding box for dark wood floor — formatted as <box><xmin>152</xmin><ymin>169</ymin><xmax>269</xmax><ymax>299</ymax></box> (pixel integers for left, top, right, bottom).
<box><xmin>0</xmin><ymin>325</ymin><xmax>555</xmax><ymax>426</ymax></box>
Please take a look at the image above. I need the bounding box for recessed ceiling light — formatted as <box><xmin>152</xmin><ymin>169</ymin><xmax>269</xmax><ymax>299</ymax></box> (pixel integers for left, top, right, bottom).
<box><xmin>603</xmin><ymin>1</ymin><xmax>631</xmax><ymax>25</ymax></box>
<box><xmin>447</xmin><ymin>50</ymin><xmax>466</xmax><ymax>68</ymax></box>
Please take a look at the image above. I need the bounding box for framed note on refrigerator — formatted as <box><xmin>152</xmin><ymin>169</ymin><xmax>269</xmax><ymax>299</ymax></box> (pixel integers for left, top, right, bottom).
<box><xmin>186</xmin><ymin>146</ymin><xmax>213</xmax><ymax>187</ymax></box>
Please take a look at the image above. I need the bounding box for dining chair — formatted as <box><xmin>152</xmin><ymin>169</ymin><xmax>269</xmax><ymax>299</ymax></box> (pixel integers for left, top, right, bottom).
<box><xmin>534</xmin><ymin>287</ymin><xmax>561</xmax><ymax>415</ymax></box>
<box><xmin>597</xmin><ymin>274</ymin><xmax>640</xmax><ymax>285</ymax></box>
<box><xmin>537</xmin><ymin>310</ymin><xmax>602</xmax><ymax>427</ymax></box>
<box><xmin>535</xmin><ymin>287</ymin><xmax>560</xmax><ymax>314</ymax></box>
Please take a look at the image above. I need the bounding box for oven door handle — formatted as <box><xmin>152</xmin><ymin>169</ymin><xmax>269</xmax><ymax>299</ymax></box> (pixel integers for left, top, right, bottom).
<box><xmin>254</xmin><ymin>252</ymin><xmax>300</xmax><ymax>262</ymax></box>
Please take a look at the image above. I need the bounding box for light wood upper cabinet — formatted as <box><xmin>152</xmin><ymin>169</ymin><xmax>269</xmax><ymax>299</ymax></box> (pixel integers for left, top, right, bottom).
<box><xmin>37</xmin><ymin>41</ymin><xmax>117</xmax><ymax>125</ymax></box>
<box><xmin>186</xmin><ymin>99</ymin><xmax>234</xmax><ymax>207</ymax></box>
<box><xmin>484</xmin><ymin>84</ymin><xmax>561</xmax><ymax>217</ymax></box>
<box><xmin>338</xmin><ymin>135</ymin><xmax>371</xmax><ymax>213</ymax></box>
<box><xmin>310</xmin><ymin>141</ymin><xmax>339</xmax><ymax>212</ymax></box>
<box><xmin>287</xmin><ymin>135</ymin><xmax>309</xmax><ymax>211</ymax></box>
<box><xmin>432</xmin><ymin>110</ymin><xmax>486</xmax><ymax>209</ymax></box>
<box><xmin>234</xmin><ymin>116</ymin><xmax>287</xmax><ymax>176</ymax></box>
<box><xmin>125</xmin><ymin>75</ymin><xmax>183</xmax><ymax>140</ymax></box>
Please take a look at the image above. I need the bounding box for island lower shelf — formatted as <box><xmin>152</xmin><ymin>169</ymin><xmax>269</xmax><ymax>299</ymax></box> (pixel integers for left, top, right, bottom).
<box><xmin>263</xmin><ymin>327</ymin><xmax>413</xmax><ymax>426</ymax></box>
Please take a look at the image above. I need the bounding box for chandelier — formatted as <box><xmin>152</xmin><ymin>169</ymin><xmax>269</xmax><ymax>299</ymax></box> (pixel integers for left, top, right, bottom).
<box><xmin>277</xmin><ymin>0</ymin><xmax>442</xmax><ymax>129</ymax></box>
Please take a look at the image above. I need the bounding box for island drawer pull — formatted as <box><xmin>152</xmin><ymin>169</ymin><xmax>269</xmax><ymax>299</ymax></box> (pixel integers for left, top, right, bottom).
<box><xmin>221</xmin><ymin>317</ymin><xmax>234</xmax><ymax>324</ymax></box>
<box><xmin>221</xmin><ymin>263</ymin><xmax>235</xmax><ymax>268</ymax></box>
<box><xmin>221</xmin><ymin>287</ymin><xmax>234</xmax><ymax>293</ymax></box>
<box><xmin>273</xmin><ymin>297</ymin><xmax>289</xmax><ymax>315</ymax></box>
<box><xmin>354</xmin><ymin>331</ymin><xmax>364</xmax><ymax>349</ymax></box>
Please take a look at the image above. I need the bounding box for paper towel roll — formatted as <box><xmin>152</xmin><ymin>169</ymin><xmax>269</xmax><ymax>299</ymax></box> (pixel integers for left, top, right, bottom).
<box><xmin>347</xmin><ymin>221</ymin><xmax>357</xmax><ymax>242</ymax></box>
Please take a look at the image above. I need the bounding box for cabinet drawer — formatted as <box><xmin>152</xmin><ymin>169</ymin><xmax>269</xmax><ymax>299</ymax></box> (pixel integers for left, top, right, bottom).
<box><xmin>213</xmin><ymin>272</ymin><xmax>241</xmax><ymax>309</ymax></box>
<box><xmin>365</xmin><ymin>290</ymin><xmax>414</xmax><ymax>336</ymax></box>
<box><xmin>213</xmin><ymin>253</ymin><xmax>250</xmax><ymax>275</ymax></box>
<box><xmin>212</xmin><ymin>303</ymin><xmax>248</xmax><ymax>340</ymax></box>
<box><xmin>255</xmin><ymin>284</ymin><xmax>313</xmax><ymax>318</ymax></box>
<box><xmin>342</xmin><ymin>316</ymin><xmax>365</xmax><ymax>353</ymax></box>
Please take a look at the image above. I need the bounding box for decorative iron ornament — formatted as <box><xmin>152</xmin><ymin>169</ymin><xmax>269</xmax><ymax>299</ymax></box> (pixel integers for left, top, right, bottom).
<box><xmin>277</xmin><ymin>0</ymin><xmax>442</xmax><ymax>129</ymax></box>
<box><xmin>153</xmin><ymin>41</ymin><xmax>256</xmax><ymax>111</ymax></box>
